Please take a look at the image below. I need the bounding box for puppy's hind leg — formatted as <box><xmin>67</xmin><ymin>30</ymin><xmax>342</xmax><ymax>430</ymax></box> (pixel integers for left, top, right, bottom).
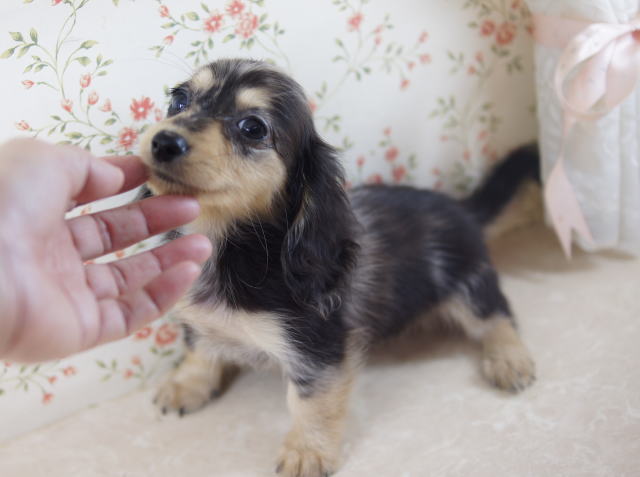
<box><xmin>443</xmin><ymin>267</ymin><xmax>536</xmax><ymax>392</ymax></box>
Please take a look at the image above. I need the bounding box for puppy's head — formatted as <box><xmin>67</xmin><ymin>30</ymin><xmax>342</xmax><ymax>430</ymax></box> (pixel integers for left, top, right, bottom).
<box><xmin>141</xmin><ymin>58</ymin><xmax>358</xmax><ymax>317</ymax></box>
<box><xmin>140</xmin><ymin>58</ymin><xmax>314</xmax><ymax>223</ymax></box>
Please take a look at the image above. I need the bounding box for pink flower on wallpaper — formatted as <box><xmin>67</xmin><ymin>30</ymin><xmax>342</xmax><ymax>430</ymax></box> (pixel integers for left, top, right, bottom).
<box><xmin>42</xmin><ymin>393</ymin><xmax>54</xmax><ymax>404</ymax></box>
<box><xmin>130</xmin><ymin>96</ymin><xmax>155</xmax><ymax>120</ymax></box>
<box><xmin>367</xmin><ymin>174</ymin><xmax>383</xmax><ymax>184</ymax></box>
<box><xmin>400</xmin><ymin>78</ymin><xmax>410</xmax><ymax>90</ymax></box>
<box><xmin>155</xmin><ymin>323</ymin><xmax>178</xmax><ymax>346</ymax></box>
<box><xmin>374</xmin><ymin>35</ymin><xmax>382</xmax><ymax>46</ymax></box>
<box><xmin>432</xmin><ymin>167</ymin><xmax>441</xmax><ymax>176</ymax></box>
<box><xmin>79</xmin><ymin>73</ymin><xmax>91</xmax><ymax>89</ymax></box>
<box><xmin>3</xmin><ymin>362</ymin><xmax>11</xmax><ymax>367</ymax></box>
<box><xmin>48</xmin><ymin>376</ymin><xmax>57</xmax><ymax>384</ymax></box>
<box><xmin>308</xmin><ymin>99</ymin><xmax>317</xmax><ymax>113</ymax></box>
<box><xmin>385</xmin><ymin>146</ymin><xmax>399</xmax><ymax>162</ymax></box>
<box><xmin>134</xmin><ymin>326</ymin><xmax>152</xmax><ymax>340</ymax></box>
<box><xmin>154</xmin><ymin>108</ymin><xmax>164</xmax><ymax>121</ymax></box>
<box><xmin>475</xmin><ymin>51</ymin><xmax>484</xmax><ymax>63</ymax></box>
<box><xmin>419</xmin><ymin>54</ymin><xmax>431</xmax><ymax>64</ymax></box>
<box><xmin>468</xmin><ymin>65</ymin><xmax>477</xmax><ymax>75</ymax></box>
<box><xmin>463</xmin><ymin>149</ymin><xmax>471</xmax><ymax>161</ymax></box>
<box><xmin>100</xmin><ymin>99</ymin><xmax>112</xmax><ymax>112</ymax></box>
<box><xmin>52</xmin><ymin>0</ymin><xmax>62</xmax><ymax>5</ymax></box>
<box><xmin>408</xmin><ymin>61</ymin><xmax>416</xmax><ymax>71</ymax></box>
<box><xmin>158</xmin><ymin>5</ymin><xmax>169</xmax><ymax>18</ymax></box>
<box><xmin>347</xmin><ymin>12</ymin><xmax>363</xmax><ymax>32</ymax></box>
<box><xmin>356</xmin><ymin>156</ymin><xmax>365</xmax><ymax>167</ymax></box>
<box><xmin>163</xmin><ymin>35</ymin><xmax>174</xmax><ymax>45</ymax></box>
<box><xmin>235</xmin><ymin>12</ymin><xmax>259</xmax><ymax>39</ymax></box>
<box><xmin>226</xmin><ymin>0</ymin><xmax>245</xmax><ymax>17</ymax></box>
<box><xmin>61</xmin><ymin>98</ymin><xmax>73</xmax><ymax>112</ymax></box>
<box><xmin>114</xmin><ymin>250</ymin><xmax>125</xmax><ymax>259</ymax></box>
<box><xmin>383</xmin><ymin>127</ymin><xmax>392</xmax><ymax>136</ymax></box>
<box><xmin>480</xmin><ymin>19</ymin><xmax>496</xmax><ymax>37</ymax></box>
<box><xmin>87</xmin><ymin>91</ymin><xmax>99</xmax><ymax>105</ymax></box>
<box><xmin>123</xmin><ymin>369</ymin><xmax>134</xmax><ymax>379</ymax></box>
<box><xmin>118</xmin><ymin>127</ymin><xmax>138</xmax><ymax>150</ymax></box>
<box><xmin>418</xmin><ymin>31</ymin><xmax>429</xmax><ymax>43</ymax></box>
<box><xmin>496</xmin><ymin>22</ymin><xmax>516</xmax><ymax>46</ymax></box>
<box><xmin>62</xmin><ymin>366</ymin><xmax>77</xmax><ymax>376</ymax></box>
<box><xmin>131</xmin><ymin>356</ymin><xmax>142</xmax><ymax>366</ymax></box>
<box><xmin>393</xmin><ymin>165</ymin><xmax>407</xmax><ymax>182</ymax></box>
<box><xmin>204</xmin><ymin>13</ymin><xmax>224</xmax><ymax>33</ymax></box>
<box><xmin>478</xmin><ymin>130</ymin><xmax>489</xmax><ymax>141</ymax></box>
<box><xmin>22</xmin><ymin>79</ymin><xmax>34</xmax><ymax>89</ymax></box>
<box><xmin>15</xmin><ymin>120</ymin><xmax>30</xmax><ymax>131</ymax></box>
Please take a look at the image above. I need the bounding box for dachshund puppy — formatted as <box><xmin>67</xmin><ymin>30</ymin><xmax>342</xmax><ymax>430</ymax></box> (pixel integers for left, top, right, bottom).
<box><xmin>138</xmin><ymin>58</ymin><xmax>537</xmax><ymax>477</ymax></box>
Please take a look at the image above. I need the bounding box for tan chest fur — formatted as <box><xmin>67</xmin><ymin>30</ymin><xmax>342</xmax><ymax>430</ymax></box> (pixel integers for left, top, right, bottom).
<box><xmin>172</xmin><ymin>299</ymin><xmax>291</xmax><ymax>369</ymax></box>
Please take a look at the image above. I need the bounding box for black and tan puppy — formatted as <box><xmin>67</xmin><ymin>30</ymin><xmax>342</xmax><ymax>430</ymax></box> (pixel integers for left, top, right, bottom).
<box><xmin>138</xmin><ymin>58</ymin><xmax>537</xmax><ymax>477</ymax></box>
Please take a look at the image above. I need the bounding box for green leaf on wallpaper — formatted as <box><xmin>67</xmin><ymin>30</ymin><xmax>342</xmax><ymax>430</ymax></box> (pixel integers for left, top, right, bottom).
<box><xmin>112</xmin><ymin>0</ymin><xmax>120</xmax><ymax>6</ymax></box>
<box><xmin>161</xmin><ymin>22</ymin><xmax>175</xmax><ymax>29</ymax></box>
<box><xmin>185</xmin><ymin>12</ymin><xmax>199</xmax><ymax>21</ymax></box>
<box><xmin>50</xmin><ymin>115</ymin><xmax>61</xmax><ymax>121</ymax></box>
<box><xmin>207</xmin><ymin>38</ymin><xmax>213</xmax><ymax>49</ymax></box>
<box><xmin>9</xmin><ymin>31</ymin><xmax>23</xmax><ymax>42</ymax></box>
<box><xmin>201</xmin><ymin>2</ymin><xmax>209</xmax><ymax>13</ymax></box>
<box><xmin>97</xmin><ymin>71</ymin><xmax>108</xmax><ymax>76</ymax></box>
<box><xmin>75</xmin><ymin>56</ymin><xmax>91</xmax><ymax>66</ymax></box>
<box><xmin>0</xmin><ymin>47</ymin><xmax>16</xmax><ymax>59</ymax></box>
<box><xmin>23</xmin><ymin>64</ymin><xmax>33</xmax><ymax>73</ymax></box>
<box><xmin>102</xmin><ymin>59</ymin><xmax>113</xmax><ymax>67</ymax></box>
<box><xmin>96</xmin><ymin>54</ymin><xmax>102</xmax><ymax>65</ymax></box>
<box><xmin>191</xmin><ymin>41</ymin><xmax>202</xmax><ymax>47</ymax></box>
<box><xmin>104</xmin><ymin>118</ymin><xmax>116</xmax><ymax>126</ymax></box>
<box><xmin>100</xmin><ymin>137</ymin><xmax>112</xmax><ymax>144</ymax></box>
<box><xmin>80</xmin><ymin>40</ymin><xmax>98</xmax><ymax>49</ymax></box>
<box><xmin>0</xmin><ymin>389</ymin><xmax>4</xmax><ymax>396</ymax></box>
<box><xmin>223</xmin><ymin>34</ymin><xmax>235</xmax><ymax>43</ymax></box>
<box><xmin>29</xmin><ymin>28</ymin><xmax>38</xmax><ymax>44</ymax></box>
<box><xmin>66</xmin><ymin>132</ymin><xmax>83</xmax><ymax>140</ymax></box>
<box><xmin>60</xmin><ymin>124</ymin><xmax>66</xmax><ymax>132</ymax></box>
<box><xmin>23</xmin><ymin>0</ymin><xmax>34</xmax><ymax>3</ymax></box>
<box><xmin>17</xmin><ymin>45</ymin><xmax>32</xmax><ymax>58</ymax></box>
<box><xmin>34</xmin><ymin>64</ymin><xmax>47</xmax><ymax>72</ymax></box>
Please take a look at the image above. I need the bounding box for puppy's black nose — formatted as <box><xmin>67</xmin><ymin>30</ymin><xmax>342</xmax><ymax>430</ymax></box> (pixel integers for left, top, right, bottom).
<box><xmin>151</xmin><ymin>130</ymin><xmax>189</xmax><ymax>163</ymax></box>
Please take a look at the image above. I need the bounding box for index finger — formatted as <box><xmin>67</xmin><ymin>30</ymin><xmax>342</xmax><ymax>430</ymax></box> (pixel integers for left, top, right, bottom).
<box><xmin>101</xmin><ymin>155</ymin><xmax>149</xmax><ymax>196</ymax></box>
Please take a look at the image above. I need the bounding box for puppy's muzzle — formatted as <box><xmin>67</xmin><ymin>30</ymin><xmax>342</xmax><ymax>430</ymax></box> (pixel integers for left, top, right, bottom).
<box><xmin>151</xmin><ymin>130</ymin><xmax>190</xmax><ymax>163</ymax></box>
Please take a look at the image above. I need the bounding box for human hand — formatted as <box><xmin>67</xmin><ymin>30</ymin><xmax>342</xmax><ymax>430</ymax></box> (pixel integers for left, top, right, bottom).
<box><xmin>0</xmin><ymin>139</ymin><xmax>212</xmax><ymax>362</ymax></box>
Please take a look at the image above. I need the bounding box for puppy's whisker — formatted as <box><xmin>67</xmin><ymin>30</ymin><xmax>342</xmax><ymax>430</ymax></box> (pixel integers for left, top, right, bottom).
<box><xmin>163</xmin><ymin>50</ymin><xmax>195</xmax><ymax>76</ymax></box>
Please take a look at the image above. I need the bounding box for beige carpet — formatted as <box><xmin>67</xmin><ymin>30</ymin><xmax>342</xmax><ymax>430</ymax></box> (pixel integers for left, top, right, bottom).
<box><xmin>1</xmin><ymin>225</ymin><xmax>639</xmax><ymax>477</ymax></box>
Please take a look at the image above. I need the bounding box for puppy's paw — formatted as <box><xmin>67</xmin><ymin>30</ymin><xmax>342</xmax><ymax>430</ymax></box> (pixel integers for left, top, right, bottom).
<box><xmin>276</xmin><ymin>443</ymin><xmax>337</xmax><ymax>477</ymax></box>
<box><xmin>154</xmin><ymin>372</ymin><xmax>220</xmax><ymax>416</ymax></box>
<box><xmin>483</xmin><ymin>345</ymin><xmax>536</xmax><ymax>393</ymax></box>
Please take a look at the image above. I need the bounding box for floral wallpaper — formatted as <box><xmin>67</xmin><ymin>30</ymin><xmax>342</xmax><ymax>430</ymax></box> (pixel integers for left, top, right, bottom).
<box><xmin>0</xmin><ymin>0</ymin><xmax>537</xmax><ymax>440</ymax></box>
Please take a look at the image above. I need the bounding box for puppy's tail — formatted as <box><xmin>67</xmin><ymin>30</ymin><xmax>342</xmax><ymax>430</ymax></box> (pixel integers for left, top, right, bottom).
<box><xmin>462</xmin><ymin>143</ymin><xmax>540</xmax><ymax>226</ymax></box>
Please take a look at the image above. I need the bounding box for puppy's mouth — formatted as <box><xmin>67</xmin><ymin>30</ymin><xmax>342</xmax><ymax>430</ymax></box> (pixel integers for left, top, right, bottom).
<box><xmin>150</xmin><ymin>169</ymin><xmax>207</xmax><ymax>195</ymax></box>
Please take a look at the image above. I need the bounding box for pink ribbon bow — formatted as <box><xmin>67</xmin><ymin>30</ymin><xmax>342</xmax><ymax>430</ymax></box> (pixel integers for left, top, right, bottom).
<box><xmin>534</xmin><ymin>13</ymin><xmax>640</xmax><ymax>257</ymax></box>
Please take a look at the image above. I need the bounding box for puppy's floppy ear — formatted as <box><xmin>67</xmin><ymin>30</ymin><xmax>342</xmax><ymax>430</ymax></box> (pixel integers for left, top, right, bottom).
<box><xmin>281</xmin><ymin>132</ymin><xmax>359</xmax><ymax>319</ymax></box>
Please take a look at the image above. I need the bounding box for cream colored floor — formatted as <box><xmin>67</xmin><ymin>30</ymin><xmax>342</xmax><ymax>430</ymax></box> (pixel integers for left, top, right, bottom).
<box><xmin>1</xmin><ymin>225</ymin><xmax>639</xmax><ymax>477</ymax></box>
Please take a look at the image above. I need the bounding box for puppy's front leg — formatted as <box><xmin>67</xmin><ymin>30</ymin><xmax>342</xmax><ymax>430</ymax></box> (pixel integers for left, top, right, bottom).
<box><xmin>276</xmin><ymin>366</ymin><xmax>354</xmax><ymax>477</ymax></box>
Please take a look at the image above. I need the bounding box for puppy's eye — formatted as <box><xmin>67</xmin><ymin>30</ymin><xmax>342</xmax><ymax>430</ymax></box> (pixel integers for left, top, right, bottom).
<box><xmin>237</xmin><ymin>116</ymin><xmax>268</xmax><ymax>140</ymax></box>
<box><xmin>169</xmin><ymin>91</ymin><xmax>189</xmax><ymax>114</ymax></box>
